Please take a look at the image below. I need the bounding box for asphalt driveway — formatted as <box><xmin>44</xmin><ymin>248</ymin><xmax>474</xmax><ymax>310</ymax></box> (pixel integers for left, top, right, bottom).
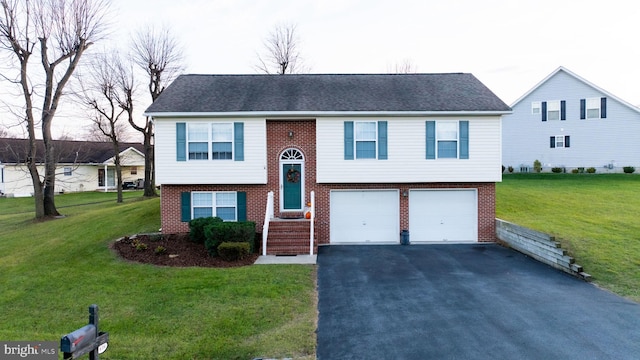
<box><xmin>316</xmin><ymin>244</ymin><xmax>640</xmax><ymax>359</ymax></box>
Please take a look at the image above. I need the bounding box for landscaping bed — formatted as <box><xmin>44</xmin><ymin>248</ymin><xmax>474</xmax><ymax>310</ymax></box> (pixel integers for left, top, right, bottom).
<box><xmin>112</xmin><ymin>233</ymin><xmax>258</xmax><ymax>267</ymax></box>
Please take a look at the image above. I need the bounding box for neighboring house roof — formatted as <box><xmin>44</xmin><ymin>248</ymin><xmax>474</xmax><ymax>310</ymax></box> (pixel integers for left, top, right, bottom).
<box><xmin>145</xmin><ymin>73</ymin><xmax>511</xmax><ymax>115</ymax></box>
<box><xmin>0</xmin><ymin>138</ymin><xmax>145</xmax><ymax>165</ymax></box>
<box><xmin>510</xmin><ymin>66</ymin><xmax>640</xmax><ymax>114</ymax></box>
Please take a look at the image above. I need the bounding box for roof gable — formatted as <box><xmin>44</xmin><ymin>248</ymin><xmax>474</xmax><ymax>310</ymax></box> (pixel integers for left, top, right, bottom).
<box><xmin>511</xmin><ymin>66</ymin><xmax>640</xmax><ymax>114</ymax></box>
<box><xmin>145</xmin><ymin>73</ymin><xmax>511</xmax><ymax>115</ymax></box>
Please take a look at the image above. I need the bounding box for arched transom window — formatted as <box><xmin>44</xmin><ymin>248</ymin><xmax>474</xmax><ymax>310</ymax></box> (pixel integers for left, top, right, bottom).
<box><xmin>280</xmin><ymin>148</ymin><xmax>304</xmax><ymax>161</ymax></box>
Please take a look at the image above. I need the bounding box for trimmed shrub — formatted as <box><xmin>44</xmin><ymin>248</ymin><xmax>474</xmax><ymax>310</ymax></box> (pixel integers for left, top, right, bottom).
<box><xmin>571</xmin><ymin>168</ymin><xmax>579</xmax><ymax>174</ymax></box>
<box><xmin>218</xmin><ymin>242</ymin><xmax>251</xmax><ymax>261</ymax></box>
<box><xmin>586</xmin><ymin>167</ymin><xmax>596</xmax><ymax>173</ymax></box>
<box><xmin>204</xmin><ymin>221</ymin><xmax>256</xmax><ymax>257</ymax></box>
<box><xmin>533</xmin><ymin>160</ymin><xmax>542</xmax><ymax>173</ymax></box>
<box><xmin>623</xmin><ymin>166</ymin><xmax>635</xmax><ymax>174</ymax></box>
<box><xmin>551</xmin><ymin>167</ymin><xmax>564</xmax><ymax>173</ymax></box>
<box><xmin>508</xmin><ymin>166</ymin><xmax>514</xmax><ymax>173</ymax></box>
<box><xmin>189</xmin><ymin>217</ymin><xmax>223</xmax><ymax>243</ymax></box>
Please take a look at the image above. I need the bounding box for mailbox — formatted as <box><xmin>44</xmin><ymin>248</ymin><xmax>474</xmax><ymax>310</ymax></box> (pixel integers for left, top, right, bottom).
<box><xmin>61</xmin><ymin>324</ymin><xmax>96</xmax><ymax>353</ymax></box>
<box><xmin>60</xmin><ymin>305</ymin><xmax>109</xmax><ymax>359</ymax></box>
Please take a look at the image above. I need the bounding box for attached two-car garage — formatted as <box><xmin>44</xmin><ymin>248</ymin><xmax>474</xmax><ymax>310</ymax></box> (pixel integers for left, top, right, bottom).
<box><xmin>329</xmin><ymin>189</ymin><xmax>477</xmax><ymax>244</ymax></box>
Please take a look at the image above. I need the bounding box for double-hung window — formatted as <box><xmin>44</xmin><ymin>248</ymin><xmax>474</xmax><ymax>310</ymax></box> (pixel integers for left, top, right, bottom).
<box><xmin>188</xmin><ymin>123</ymin><xmax>209</xmax><ymax>160</ymax></box>
<box><xmin>63</xmin><ymin>167</ymin><xmax>72</xmax><ymax>176</ymax></box>
<box><xmin>426</xmin><ymin>120</ymin><xmax>469</xmax><ymax>159</ymax></box>
<box><xmin>586</xmin><ymin>98</ymin><xmax>601</xmax><ymax>119</ymax></box>
<box><xmin>211</xmin><ymin>123</ymin><xmax>233</xmax><ymax>159</ymax></box>
<box><xmin>343</xmin><ymin>121</ymin><xmax>388</xmax><ymax>160</ymax></box>
<box><xmin>355</xmin><ymin>122</ymin><xmax>377</xmax><ymax>159</ymax></box>
<box><xmin>550</xmin><ymin>135</ymin><xmax>570</xmax><ymax>148</ymax></box>
<box><xmin>547</xmin><ymin>100</ymin><xmax>560</xmax><ymax>121</ymax></box>
<box><xmin>436</xmin><ymin>122</ymin><xmax>459</xmax><ymax>158</ymax></box>
<box><xmin>531</xmin><ymin>101</ymin><xmax>541</xmax><ymax>115</ymax></box>
<box><xmin>191</xmin><ymin>191</ymin><xmax>237</xmax><ymax>221</ymax></box>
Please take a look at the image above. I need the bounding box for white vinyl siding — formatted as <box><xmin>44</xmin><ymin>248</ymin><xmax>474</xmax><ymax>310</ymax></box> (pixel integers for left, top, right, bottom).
<box><xmin>317</xmin><ymin>116</ymin><xmax>502</xmax><ymax>183</ymax></box>
<box><xmin>154</xmin><ymin>118</ymin><xmax>267</xmax><ymax>185</ymax></box>
<box><xmin>502</xmin><ymin>69</ymin><xmax>640</xmax><ymax>171</ymax></box>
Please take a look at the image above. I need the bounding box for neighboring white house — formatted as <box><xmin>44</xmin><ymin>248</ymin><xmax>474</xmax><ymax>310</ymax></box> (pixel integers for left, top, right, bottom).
<box><xmin>145</xmin><ymin>73</ymin><xmax>511</xmax><ymax>254</ymax></box>
<box><xmin>0</xmin><ymin>138</ymin><xmax>145</xmax><ymax>197</ymax></box>
<box><xmin>502</xmin><ymin>66</ymin><xmax>640</xmax><ymax>173</ymax></box>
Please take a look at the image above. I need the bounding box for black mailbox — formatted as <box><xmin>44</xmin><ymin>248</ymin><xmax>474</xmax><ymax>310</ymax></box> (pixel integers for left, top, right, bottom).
<box><xmin>61</xmin><ymin>324</ymin><xmax>96</xmax><ymax>353</ymax></box>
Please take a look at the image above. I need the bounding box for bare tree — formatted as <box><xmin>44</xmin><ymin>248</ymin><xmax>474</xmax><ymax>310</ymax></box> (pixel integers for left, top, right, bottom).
<box><xmin>257</xmin><ymin>23</ymin><xmax>306</xmax><ymax>75</ymax></box>
<box><xmin>80</xmin><ymin>51</ymin><xmax>133</xmax><ymax>203</ymax></box>
<box><xmin>130</xmin><ymin>24</ymin><xmax>184</xmax><ymax>197</ymax></box>
<box><xmin>393</xmin><ymin>59</ymin><xmax>418</xmax><ymax>73</ymax></box>
<box><xmin>0</xmin><ymin>0</ymin><xmax>110</xmax><ymax>218</ymax></box>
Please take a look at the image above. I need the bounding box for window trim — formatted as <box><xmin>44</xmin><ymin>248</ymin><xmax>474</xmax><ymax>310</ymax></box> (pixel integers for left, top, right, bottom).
<box><xmin>63</xmin><ymin>167</ymin><xmax>72</xmax><ymax>176</ymax></box>
<box><xmin>130</xmin><ymin>166</ymin><xmax>137</xmax><ymax>175</ymax></box>
<box><xmin>191</xmin><ymin>191</ymin><xmax>238</xmax><ymax>221</ymax></box>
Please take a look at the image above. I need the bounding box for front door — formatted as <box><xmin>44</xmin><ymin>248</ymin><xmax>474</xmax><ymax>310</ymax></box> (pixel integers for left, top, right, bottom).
<box><xmin>282</xmin><ymin>163</ymin><xmax>302</xmax><ymax>210</ymax></box>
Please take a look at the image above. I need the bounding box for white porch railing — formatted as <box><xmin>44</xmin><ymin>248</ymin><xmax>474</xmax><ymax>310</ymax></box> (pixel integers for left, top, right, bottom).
<box><xmin>262</xmin><ymin>191</ymin><xmax>274</xmax><ymax>256</ymax></box>
<box><xmin>309</xmin><ymin>191</ymin><xmax>315</xmax><ymax>255</ymax></box>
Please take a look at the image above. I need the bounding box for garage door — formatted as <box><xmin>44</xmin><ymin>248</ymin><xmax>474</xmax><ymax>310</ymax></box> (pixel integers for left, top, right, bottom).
<box><xmin>330</xmin><ymin>190</ymin><xmax>399</xmax><ymax>244</ymax></box>
<box><xmin>409</xmin><ymin>189</ymin><xmax>477</xmax><ymax>242</ymax></box>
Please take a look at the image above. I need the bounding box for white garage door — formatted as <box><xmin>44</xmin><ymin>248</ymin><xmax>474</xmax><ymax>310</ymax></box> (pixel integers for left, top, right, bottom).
<box><xmin>330</xmin><ymin>190</ymin><xmax>399</xmax><ymax>244</ymax></box>
<box><xmin>409</xmin><ymin>189</ymin><xmax>477</xmax><ymax>242</ymax></box>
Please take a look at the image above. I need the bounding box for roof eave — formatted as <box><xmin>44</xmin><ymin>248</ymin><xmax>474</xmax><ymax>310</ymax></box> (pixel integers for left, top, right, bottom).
<box><xmin>145</xmin><ymin>110</ymin><xmax>512</xmax><ymax>118</ymax></box>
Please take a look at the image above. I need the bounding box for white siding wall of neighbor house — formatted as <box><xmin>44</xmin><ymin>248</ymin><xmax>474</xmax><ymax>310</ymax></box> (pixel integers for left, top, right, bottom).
<box><xmin>316</xmin><ymin>116</ymin><xmax>503</xmax><ymax>183</ymax></box>
<box><xmin>154</xmin><ymin>118</ymin><xmax>267</xmax><ymax>185</ymax></box>
<box><xmin>503</xmin><ymin>70</ymin><xmax>640</xmax><ymax>172</ymax></box>
<box><xmin>1</xmin><ymin>164</ymin><xmax>142</xmax><ymax>196</ymax></box>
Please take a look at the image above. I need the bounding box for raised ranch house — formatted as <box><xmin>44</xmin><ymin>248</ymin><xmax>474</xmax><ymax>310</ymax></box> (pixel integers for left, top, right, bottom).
<box><xmin>0</xmin><ymin>138</ymin><xmax>145</xmax><ymax>197</ymax></box>
<box><xmin>145</xmin><ymin>73</ymin><xmax>511</xmax><ymax>255</ymax></box>
<box><xmin>502</xmin><ymin>66</ymin><xmax>640</xmax><ymax>173</ymax></box>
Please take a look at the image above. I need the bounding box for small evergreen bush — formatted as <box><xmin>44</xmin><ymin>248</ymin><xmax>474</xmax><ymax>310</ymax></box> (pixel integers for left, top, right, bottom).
<box><xmin>204</xmin><ymin>221</ymin><xmax>256</xmax><ymax>256</ymax></box>
<box><xmin>533</xmin><ymin>160</ymin><xmax>542</xmax><ymax>173</ymax></box>
<box><xmin>551</xmin><ymin>167</ymin><xmax>564</xmax><ymax>173</ymax></box>
<box><xmin>508</xmin><ymin>166</ymin><xmax>514</xmax><ymax>173</ymax></box>
<box><xmin>571</xmin><ymin>168</ymin><xmax>579</xmax><ymax>174</ymax></box>
<box><xmin>217</xmin><ymin>242</ymin><xmax>251</xmax><ymax>261</ymax></box>
<box><xmin>189</xmin><ymin>217</ymin><xmax>223</xmax><ymax>243</ymax></box>
<box><xmin>586</xmin><ymin>167</ymin><xmax>596</xmax><ymax>173</ymax></box>
<box><xmin>623</xmin><ymin>166</ymin><xmax>635</xmax><ymax>174</ymax></box>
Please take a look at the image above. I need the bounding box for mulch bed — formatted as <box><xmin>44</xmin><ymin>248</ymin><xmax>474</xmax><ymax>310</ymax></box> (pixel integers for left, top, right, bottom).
<box><xmin>111</xmin><ymin>233</ymin><xmax>259</xmax><ymax>268</ymax></box>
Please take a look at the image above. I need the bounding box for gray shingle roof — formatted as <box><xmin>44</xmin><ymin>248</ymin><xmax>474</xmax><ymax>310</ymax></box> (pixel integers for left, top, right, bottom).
<box><xmin>145</xmin><ymin>73</ymin><xmax>511</xmax><ymax>114</ymax></box>
<box><xmin>0</xmin><ymin>138</ymin><xmax>144</xmax><ymax>164</ymax></box>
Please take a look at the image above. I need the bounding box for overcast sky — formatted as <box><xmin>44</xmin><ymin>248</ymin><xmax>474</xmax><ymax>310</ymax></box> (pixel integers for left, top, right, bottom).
<box><xmin>3</xmin><ymin>0</ymin><xmax>640</xmax><ymax>138</ymax></box>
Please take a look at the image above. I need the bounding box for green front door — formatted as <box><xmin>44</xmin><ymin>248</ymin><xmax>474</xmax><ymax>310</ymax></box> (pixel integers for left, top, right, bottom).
<box><xmin>282</xmin><ymin>164</ymin><xmax>302</xmax><ymax>210</ymax></box>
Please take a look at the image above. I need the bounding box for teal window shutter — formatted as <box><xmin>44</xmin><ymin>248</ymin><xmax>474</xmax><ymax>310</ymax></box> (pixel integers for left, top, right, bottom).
<box><xmin>176</xmin><ymin>123</ymin><xmax>186</xmax><ymax>161</ymax></box>
<box><xmin>426</xmin><ymin>121</ymin><xmax>436</xmax><ymax>159</ymax></box>
<box><xmin>459</xmin><ymin>121</ymin><xmax>469</xmax><ymax>159</ymax></box>
<box><xmin>237</xmin><ymin>191</ymin><xmax>247</xmax><ymax>221</ymax></box>
<box><xmin>378</xmin><ymin>121</ymin><xmax>388</xmax><ymax>160</ymax></box>
<box><xmin>344</xmin><ymin>121</ymin><xmax>354</xmax><ymax>160</ymax></box>
<box><xmin>234</xmin><ymin>122</ymin><xmax>244</xmax><ymax>161</ymax></box>
<box><xmin>181</xmin><ymin>192</ymin><xmax>191</xmax><ymax>222</ymax></box>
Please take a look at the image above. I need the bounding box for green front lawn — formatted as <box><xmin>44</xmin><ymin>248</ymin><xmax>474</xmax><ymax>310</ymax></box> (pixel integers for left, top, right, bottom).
<box><xmin>0</xmin><ymin>192</ymin><xmax>316</xmax><ymax>360</ymax></box>
<box><xmin>497</xmin><ymin>173</ymin><xmax>640</xmax><ymax>302</ymax></box>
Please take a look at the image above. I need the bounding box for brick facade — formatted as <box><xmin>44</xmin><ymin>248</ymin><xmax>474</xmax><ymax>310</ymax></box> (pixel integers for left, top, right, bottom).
<box><xmin>160</xmin><ymin>119</ymin><xmax>496</xmax><ymax>244</ymax></box>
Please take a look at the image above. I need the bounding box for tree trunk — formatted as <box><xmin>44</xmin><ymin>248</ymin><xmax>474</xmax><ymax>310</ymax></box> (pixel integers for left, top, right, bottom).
<box><xmin>143</xmin><ymin>124</ymin><xmax>157</xmax><ymax>197</ymax></box>
<box><xmin>42</xmin><ymin>119</ymin><xmax>60</xmax><ymax>217</ymax></box>
<box><xmin>115</xmin><ymin>154</ymin><xmax>123</xmax><ymax>203</ymax></box>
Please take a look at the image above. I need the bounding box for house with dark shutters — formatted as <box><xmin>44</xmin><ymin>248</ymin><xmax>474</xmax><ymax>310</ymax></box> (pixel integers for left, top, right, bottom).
<box><xmin>145</xmin><ymin>73</ymin><xmax>511</xmax><ymax>255</ymax></box>
<box><xmin>502</xmin><ymin>66</ymin><xmax>640</xmax><ymax>173</ymax></box>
